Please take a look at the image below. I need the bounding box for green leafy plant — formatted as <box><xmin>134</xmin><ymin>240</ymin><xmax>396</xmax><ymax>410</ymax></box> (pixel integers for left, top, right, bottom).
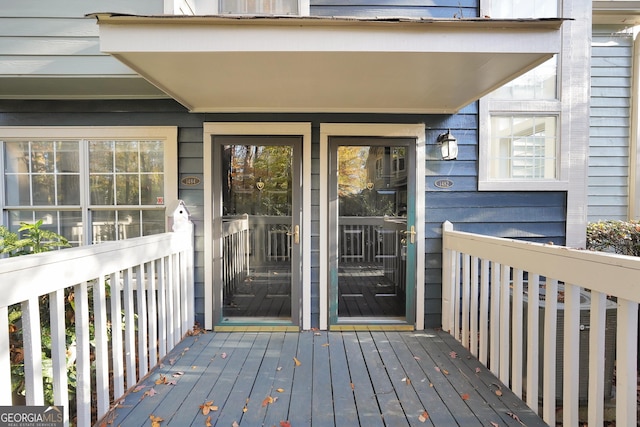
<box><xmin>586</xmin><ymin>220</ymin><xmax>640</xmax><ymax>257</ymax></box>
<box><xmin>0</xmin><ymin>220</ymin><xmax>70</xmax><ymax>257</ymax></box>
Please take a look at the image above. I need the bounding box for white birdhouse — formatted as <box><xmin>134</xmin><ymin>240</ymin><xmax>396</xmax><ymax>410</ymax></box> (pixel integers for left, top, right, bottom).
<box><xmin>166</xmin><ymin>200</ymin><xmax>191</xmax><ymax>232</ymax></box>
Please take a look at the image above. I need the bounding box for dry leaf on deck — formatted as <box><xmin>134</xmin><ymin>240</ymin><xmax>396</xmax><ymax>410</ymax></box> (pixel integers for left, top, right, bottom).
<box><xmin>155</xmin><ymin>375</ymin><xmax>167</xmax><ymax>385</ymax></box>
<box><xmin>280</xmin><ymin>421</ymin><xmax>292</xmax><ymax>427</ymax></box>
<box><xmin>507</xmin><ymin>412</ymin><xmax>525</xmax><ymax>425</ymax></box>
<box><xmin>350</xmin><ymin>383</ymin><xmax>355</xmax><ymax>390</ymax></box>
<box><xmin>293</xmin><ymin>357</ymin><xmax>301</xmax><ymax>366</ymax></box>
<box><xmin>461</xmin><ymin>393</ymin><xmax>470</xmax><ymax>400</ymax></box>
<box><xmin>276</xmin><ymin>388</ymin><xmax>285</xmax><ymax>393</ymax></box>
<box><xmin>200</xmin><ymin>401</ymin><xmax>218</xmax><ymax>415</ymax></box>
<box><xmin>475</xmin><ymin>367</ymin><xmax>481</xmax><ymax>374</ymax></box>
<box><xmin>442</xmin><ymin>369</ymin><xmax>449</xmax><ymax>375</ymax></box>
<box><xmin>449</xmin><ymin>351</ymin><xmax>458</xmax><ymax>359</ymax></box>
<box><xmin>221</xmin><ymin>352</ymin><xmax>227</xmax><ymax>359</ymax></box>
<box><xmin>149</xmin><ymin>415</ymin><xmax>163</xmax><ymax>427</ymax></box>
<box><xmin>232</xmin><ymin>422</ymin><xmax>239</xmax><ymax>427</ymax></box>
<box><xmin>418</xmin><ymin>411</ymin><xmax>429</xmax><ymax>422</ymax></box>
<box><xmin>262</xmin><ymin>396</ymin><xmax>274</xmax><ymax>407</ymax></box>
<box><xmin>141</xmin><ymin>388</ymin><xmax>158</xmax><ymax>401</ymax></box>
<box><xmin>490</xmin><ymin>422</ymin><xmax>499</xmax><ymax>427</ymax></box>
<box><xmin>172</xmin><ymin>372</ymin><xmax>184</xmax><ymax>378</ymax></box>
<box><xmin>133</xmin><ymin>385</ymin><xmax>147</xmax><ymax>392</ymax></box>
<box><xmin>322</xmin><ymin>343</ymin><xmax>330</xmax><ymax>347</ymax></box>
<box><xmin>205</xmin><ymin>415</ymin><xmax>212</xmax><ymax>427</ymax></box>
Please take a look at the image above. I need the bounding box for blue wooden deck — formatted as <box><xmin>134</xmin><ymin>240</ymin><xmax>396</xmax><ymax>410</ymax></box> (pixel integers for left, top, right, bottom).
<box><xmin>97</xmin><ymin>330</ymin><xmax>547</xmax><ymax>427</ymax></box>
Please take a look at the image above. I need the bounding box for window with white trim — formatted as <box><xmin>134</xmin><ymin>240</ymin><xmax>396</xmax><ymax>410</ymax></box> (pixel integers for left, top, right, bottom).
<box><xmin>1</xmin><ymin>127</ymin><xmax>177</xmax><ymax>245</ymax></box>
<box><xmin>480</xmin><ymin>0</ymin><xmax>562</xmax><ymax>190</ymax></box>
<box><xmin>219</xmin><ymin>0</ymin><xmax>308</xmax><ymax>15</ymax></box>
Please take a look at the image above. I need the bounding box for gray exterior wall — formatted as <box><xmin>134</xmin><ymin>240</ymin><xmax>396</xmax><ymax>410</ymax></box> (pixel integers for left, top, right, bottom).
<box><xmin>589</xmin><ymin>25</ymin><xmax>633</xmax><ymax>221</ymax></box>
<box><xmin>0</xmin><ymin>99</ymin><xmax>567</xmax><ymax>328</ymax></box>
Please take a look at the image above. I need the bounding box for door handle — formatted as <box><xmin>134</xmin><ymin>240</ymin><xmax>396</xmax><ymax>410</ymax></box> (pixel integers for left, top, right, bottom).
<box><xmin>287</xmin><ymin>225</ymin><xmax>300</xmax><ymax>244</ymax></box>
<box><xmin>402</xmin><ymin>226</ymin><xmax>416</xmax><ymax>244</ymax></box>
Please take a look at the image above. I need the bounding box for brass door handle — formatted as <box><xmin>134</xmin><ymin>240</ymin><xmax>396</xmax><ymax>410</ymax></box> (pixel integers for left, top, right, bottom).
<box><xmin>287</xmin><ymin>225</ymin><xmax>300</xmax><ymax>244</ymax></box>
<box><xmin>402</xmin><ymin>226</ymin><xmax>416</xmax><ymax>244</ymax></box>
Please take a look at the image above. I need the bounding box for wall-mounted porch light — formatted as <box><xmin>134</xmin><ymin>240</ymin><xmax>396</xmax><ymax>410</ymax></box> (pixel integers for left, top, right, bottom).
<box><xmin>436</xmin><ymin>129</ymin><xmax>458</xmax><ymax>160</ymax></box>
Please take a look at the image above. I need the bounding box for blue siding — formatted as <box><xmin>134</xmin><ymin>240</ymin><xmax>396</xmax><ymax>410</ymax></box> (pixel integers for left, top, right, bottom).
<box><xmin>311</xmin><ymin>0</ymin><xmax>478</xmax><ymax>18</ymax></box>
<box><xmin>0</xmin><ymin>99</ymin><xmax>566</xmax><ymax>329</ymax></box>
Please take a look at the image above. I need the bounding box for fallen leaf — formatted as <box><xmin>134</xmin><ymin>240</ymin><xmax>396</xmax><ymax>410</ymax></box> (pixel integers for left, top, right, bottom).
<box><xmin>133</xmin><ymin>385</ymin><xmax>147</xmax><ymax>392</ymax></box>
<box><xmin>293</xmin><ymin>357</ymin><xmax>301</xmax><ymax>366</ymax></box>
<box><xmin>221</xmin><ymin>352</ymin><xmax>227</xmax><ymax>359</ymax></box>
<box><xmin>149</xmin><ymin>415</ymin><xmax>163</xmax><ymax>427</ymax></box>
<box><xmin>276</xmin><ymin>388</ymin><xmax>285</xmax><ymax>393</ymax></box>
<box><xmin>277</xmin><ymin>367</ymin><xmax>283</xmax><ymax>371</ymax></box>
<box><xmin>418</xmin><ymin>410</ymin><xmax>429</xmax><ymax>422</ymax></box>
<box><xmin>413</xmin><ymin>356</ymin><xmax>421</xmax><ymax>361</ymax></box>
<box><xmin>141</xmin><ymin>388</ymin><xmax>158</xmax><ymax>400</ymax></box>
<box><xmin>280</xmin><ymin>421</ymin><xmax>291</xmax><ymax>427</ymax></box>
<box><xmin>442</xmin><ymin>369</ymin><xmax>449</xmax><ymax>375</ymax></box>
<box><xmin>449</xmin><ymin>351</ymin><xmax>458</xmax><ymax>359</ymax></box>
<box><xmin>461</xmin><ymin>393</ymin><xmax>470</xmax><ymax>400</ymax></box>
<box><xmin>169</xmin><ymin>358</ymin><xmax>176</xmax><ymax>365</ymax></box>
<box><xmin>232</xmin><ymin>422</ymin><xmax>239</xmax><ymax>427</ymax></box>
<box><xmin>490</xmin><ymin>422</ymin><xmax>499</xmax><ymax>427</ymax></box>
<box><xmin>429</xmin><ymin>383</ymin><xmax>434</xmax><ymax>387</ymax></box>
<box><xmin>434</xmin><ymin>367</ymin><xmax>440</xmax><ymax>372</ymax></box>
<box><xmin>200</xmin><ymin>401</ymin><xmax>218</xmax><ymax>415</ymax></box>
<box><xmin>350</xmin><ymin>383</ymin><xmax>355</xmax><ymax>390</ymax></box>
<box><xmin>262</xmin><ymin>396</ymin><xmax>274</xmax><ymax>407</ymax></box>
<box><xmin>322</xmin><ymin>343</ymin><xmax>330</xmax><ymax>347</ymax></box>
<box><xmin>155</xmin><ymin>375</ymin><xmax>167</xmax><ymax>385</ymax></box>
<box><xmin>166</xmin><ymin>380</ymin><xmax>177</xmax><ymax>386</ymax></box>
<box><xmin>205</xmin><ymin>415</ymin><xmax>212</xmax><ymax>427</ymax></box>
<box><xmin>172</xmin><ymin>372</ymin><xmax>184</xmax><ymax>377</ymax></box>
<box><xmin>475</xmin><ymin>367</ymin><xmax>481</xmax><ymax>374</ymax></box>
<box><xmin>495</xmin><ymin>389</ymin><xmax>503</xmax><ymax>396</ymax></box>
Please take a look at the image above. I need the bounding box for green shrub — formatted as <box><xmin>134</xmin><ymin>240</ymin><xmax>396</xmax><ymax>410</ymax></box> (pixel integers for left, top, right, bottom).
<box><xmin>586</xmin><ymin>220</ymin><xmax>640</xmax><ymax>257</ymax></box>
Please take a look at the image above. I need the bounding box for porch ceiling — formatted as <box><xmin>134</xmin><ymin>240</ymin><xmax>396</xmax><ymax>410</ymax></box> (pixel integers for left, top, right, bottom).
<box><xmin>92</xmin><ymin>14</ymin><xmax>563</xmax><ymax>114</ymax></box>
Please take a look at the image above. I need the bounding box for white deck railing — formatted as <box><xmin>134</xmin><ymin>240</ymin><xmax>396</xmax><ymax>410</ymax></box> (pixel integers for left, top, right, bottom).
<box><xmin>441</xmin><ymin>221</ymin><xmax>639</xmax><ymax>426</ymax></box>
<box><xmin>0</xmin><ymin>227</ymin><xmax>194</xmax><ymax>427</ymax></box>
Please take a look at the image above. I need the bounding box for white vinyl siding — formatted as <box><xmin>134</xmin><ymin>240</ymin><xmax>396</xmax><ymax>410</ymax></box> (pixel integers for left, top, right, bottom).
<box><xmin>589</xmin><ymin>26</ymin><xmax>633</xmax><ymax>221</ymax></box>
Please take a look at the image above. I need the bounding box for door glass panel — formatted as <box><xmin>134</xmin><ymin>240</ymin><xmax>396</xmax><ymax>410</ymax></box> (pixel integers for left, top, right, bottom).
<box><xmin>219</xmin><ymin>139</ymin><xmax>298</xmax><ymax>320</ymax></box>
<box><xmin>336</xmin><ymin>143</ymin><xmax>410</xmax><ymax>319</ymax></box>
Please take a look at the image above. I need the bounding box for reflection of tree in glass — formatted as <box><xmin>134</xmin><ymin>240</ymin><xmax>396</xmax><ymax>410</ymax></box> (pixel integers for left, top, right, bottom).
<box><xmin>226</xmin><ymin>145</ymin><xmax>292</xmax><ymax>216</ymax></box>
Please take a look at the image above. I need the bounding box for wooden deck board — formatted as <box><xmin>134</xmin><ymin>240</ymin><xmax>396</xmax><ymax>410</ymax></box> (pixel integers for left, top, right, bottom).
<box><xmin>96</xmin><ymin>330</ymin><xmax>549</xmax><ymax>427</ymax></box>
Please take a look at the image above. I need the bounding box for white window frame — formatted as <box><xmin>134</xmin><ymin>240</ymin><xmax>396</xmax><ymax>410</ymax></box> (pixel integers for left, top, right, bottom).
<box><xmin>0</xmin><ymin>126</ymin><xmax>178</xmax><ymax>244</ymax></box>
<box><xmin>479</xmin><ymin>99</ymin><xmax>568</xmax><ymax>191</ymax></box>
<box><xmin>190</xmin><ymin>0</ymin><xmax>310</xmax><ymax>15</ymax></box>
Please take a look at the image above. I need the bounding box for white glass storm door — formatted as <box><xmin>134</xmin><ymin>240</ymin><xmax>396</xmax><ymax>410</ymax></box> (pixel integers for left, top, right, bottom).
<box><xmin>328</xmin><ymin>137</ymin><xmax>417</xmax><ymax>326</ymax></box>
<box><xmin>212</xmin><ymin>136</ymin><xmax>302</xmax><ymax>326</ymax></box>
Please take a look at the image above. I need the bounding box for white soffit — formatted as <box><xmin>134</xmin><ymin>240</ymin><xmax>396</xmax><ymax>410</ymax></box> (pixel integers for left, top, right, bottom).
<box><xmin>92</xmin><ymin>14</ymin><xmax>563</xmax><ymax>114</ymax></box>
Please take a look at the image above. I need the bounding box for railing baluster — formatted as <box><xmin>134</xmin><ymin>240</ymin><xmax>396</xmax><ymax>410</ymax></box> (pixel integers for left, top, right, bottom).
<box><xmin>588</xmin><ymin>290</ymin><xmax>606</xmax><ymax>426</ymax></box>
<box><xmin>50</xmin><ymin>289</ymin><xmax>69</xmax><ymax>426</ymax></box>
<box><xmin>110</xmin><ymin>271</ymin><xmax>125</xmax><ymax>399</ymax></box>
<box><xmin>74</xmin><ymin>282</ymin><xmax>91</xmax><ymax>426</ymax></box>
<box><xmin>461</xmin><ymin>254</ymin><xmax>470</xmax><ymax>348</ymax></box>
<box><xmin>489</xmin><ymin>262</ymin><xmax>501</xmax><ymax>377</ymax></box>
<box><xmin>525</xmin><ymin>274</ymin><xmax>540</xmax><ymax>410</ymax></box>
<box><xmin>511</xmin><ymin>268</ymin><xmax>524</xmax><ymax>398</ymax></box>
<box><xmin>166</xmin><ymin>255</ymin><xmax>175</xmax><ymax>349</ymax></box>
<box><xmin>562</xmin><ymin>283</ymin><xmax>581</xmax><ymax>427</ymax></box>
<box><xmin>157</xmin><ymin>257</ymin><xmax>168</xmax><ymax>358</ymax></box>
<box><xmin>499</xmin><ymin>265</ymin><xmax>511</xmax><ymax>385</ymax></box>
<box><xmin>123</xmin><ymin>268</ymin><xmax>137</xmax><ymax>388</ymax></box>
<box><xmin>148</xmin><ymin>260</ymin><xmax>158</xmax><ymax>366</ymax></box>
<box><xmin>470</xmin><ymin>256</ymin><xmax>479</xmax><ymax>357</ymax></box>
<box><xmin>453</xmin><ymin>251</ymin><xmax>461</xmax><ymax>341</ymax></box>
<box><xmin>172</xmin><ymin>253</ymin><xmax>181</xmax><ymax>339</ymax></box>
<box><xmin>542</xmin><ymin>279</ymin><xmax>558</xmax><ymax>425</ymax></box>
<box><xmin>22</xmin><ymin>297</ymin><xmax>44</xmax><ymax>405</ymax></box>
<box><xmin>136</xmin><ymin>263</ymin><xmax>149</xmax><ymax>377</ymax></box>
<box><xmin>93</xmin><ymin>274</ymin><xmax>110</xmax><ymax>419</ymax></box>
<box><xmin>616</xmin><ymin>298</ymin><xmax>639</xmax><ymax>426</ymax></box>
<box><xmin>478</xmin><ymin>258</ymin><xmax>489</xmax><ymax>365</ymax></box>
<box><xmin>0</xmin><ymin>306</ymin><xmax>11</xmax><ymax>405</ymax></box>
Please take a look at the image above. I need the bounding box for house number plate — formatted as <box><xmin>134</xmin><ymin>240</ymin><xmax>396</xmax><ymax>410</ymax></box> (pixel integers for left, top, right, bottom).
<box><xmin>434</xmin><ymin>179</ymin><xmax>454</xmax><ymax>189</ymax></box>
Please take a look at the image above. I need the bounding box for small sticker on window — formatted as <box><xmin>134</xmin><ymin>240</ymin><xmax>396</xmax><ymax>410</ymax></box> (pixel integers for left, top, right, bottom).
<box><xmin>157</xmin><ymin>197</ymin><xmax>164</xmax><ymax>205</ymax></box>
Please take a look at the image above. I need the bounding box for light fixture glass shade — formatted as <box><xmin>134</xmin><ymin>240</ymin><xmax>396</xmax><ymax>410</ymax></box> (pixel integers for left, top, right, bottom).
<box><xmin>437</xmin><ymin>130</ymin><xmax>458</xmax><ymax>160</ymax></box>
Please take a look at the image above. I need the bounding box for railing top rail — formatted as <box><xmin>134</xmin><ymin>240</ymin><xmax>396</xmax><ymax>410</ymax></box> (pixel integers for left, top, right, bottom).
<box><xmin>0</xmin><ymin>231</ymin><xmax>192</xmax><ymax>308</ymax></box>
<box><xmin>443</xmin><ymin>225</ymin><xmax>640</xmax><ymax>303</ymax></box>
